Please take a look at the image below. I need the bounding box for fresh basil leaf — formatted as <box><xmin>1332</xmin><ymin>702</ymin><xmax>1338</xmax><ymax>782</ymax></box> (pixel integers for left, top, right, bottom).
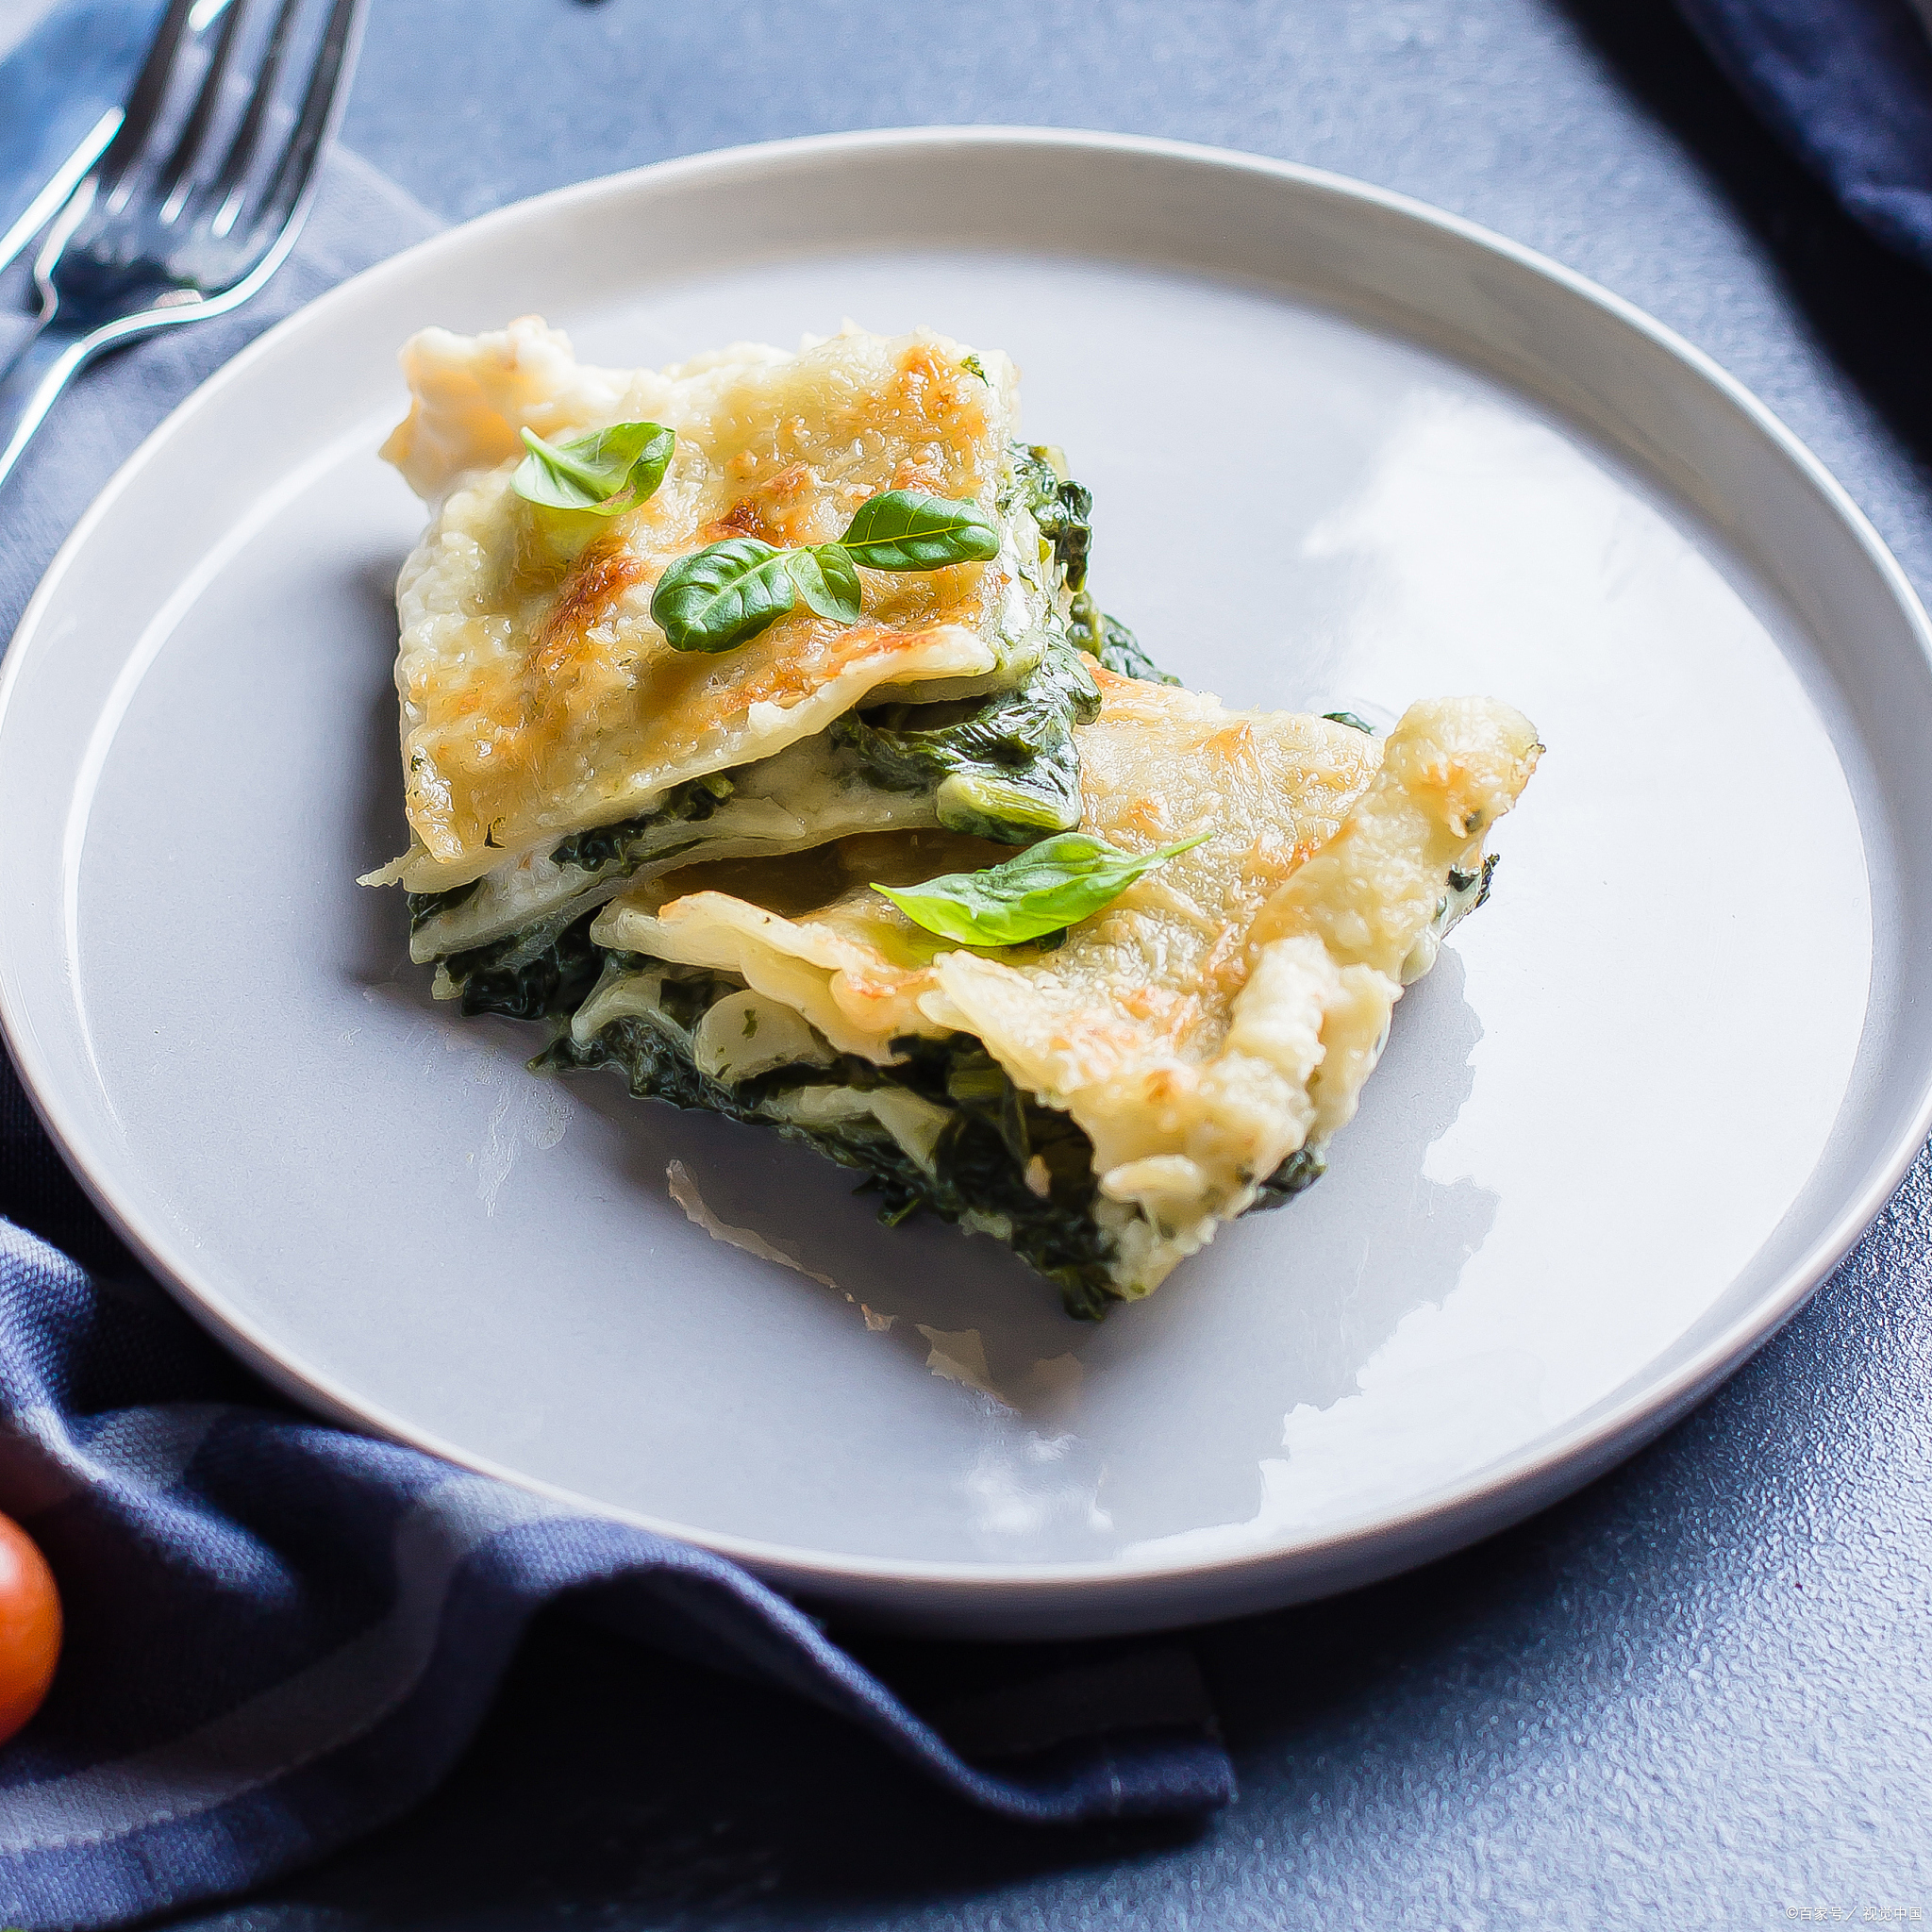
<box><xmin>1322</xmin><ymin>710</ymin><xmax>1375</xmax><ymax>735</ymax></box>
<box><xmin>874</xmin><ymin>829</ymin><xmax>1211</xmax><ymax>946</ymax></box>
<box><xmin>513</xmin><ymin>422</ymin><xmax>675</xmax><ymax>515</ymax></box>
<box><xmin>650</xmin><ymin>537</ymin><xmax>799</xmax><ymax>652</ymax></box>
<box><xmin>787</xmin><ymin>543</ymin><xmax>863</xmax><ymax>624</ymax></box>
<box><xmin>647</xmin><ymin>490</ymin><xmax>995</xmax><ymax>655</ymax></box>
<box><xmin>839</xmin><ymin>491</ymin><xmax>1002</xmax><ymax>571</ymax></box>
<box><xmin>959</xmin><ymin>353</ymin><xmax>989</xmax><ymax>384</ymax></box>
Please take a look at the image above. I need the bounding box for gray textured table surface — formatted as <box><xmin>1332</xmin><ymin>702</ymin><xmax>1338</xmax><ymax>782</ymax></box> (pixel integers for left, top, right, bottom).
<box><xmin>134</xmin><ymin>0</ymin><xmax>1932</xmax><ymax>1922</ymax></box>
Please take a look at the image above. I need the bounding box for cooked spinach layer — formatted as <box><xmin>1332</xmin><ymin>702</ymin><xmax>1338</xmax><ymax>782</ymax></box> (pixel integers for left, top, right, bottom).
<box><xmin>548</xmin><ymin>771</ymin><xmax>737</xmax><ymax>874</ymax></box>
<box><xmin>406</xmin><ymin>877</ymin><xmax>479</xmax><ymax>935</ymax></box>
<box><xmin>432</xmin><ymin>642</ymin><xmax>1103</xmax><ymax>994</ymax></box>
<box><xmin>540</xmin><ymin>962</ymin><xmax>1332</xmax><ymax>1320</ymax></box>
<box><xmin>1249</xmin><ymin>1145</ymin><xmax>1326</xmax><ymax>1212</ymax></box>
<box><xmin>831</xmin><ymin>636</ymin><xmax>1101</xmax><ymax>843</ymax></box>
<box><xmin>1001</xmin><ymin>438</ymin><xmax>1180</xmax><ymax>686</ymax></box>
<box><xmin>443</xmin><ymin>908</ymin><xmax>607</xmax><ymax>1022</ymax></box>
<box><xmin>1004</xmin><ymin>442</ymin><xmax>1092</xmax><ymax>591</ymax></box>
<box><xmin>1068</xmin><ymin>593</ymin><xmax>1182</xmax><ymax>686</ymax></box>
<box><xmin>540</xmin><ymin>971</ymin><xmax>1120</xmax><ymax>1318</ymax></box>
<box><xmin>407</xmin><ymin>774</ymin><xmax>736</xmax><ymax>943</ymax></box>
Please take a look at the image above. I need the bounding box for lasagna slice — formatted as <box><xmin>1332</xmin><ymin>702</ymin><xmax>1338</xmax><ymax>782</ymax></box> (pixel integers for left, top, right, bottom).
<box><xmin>551</xmin><ymin>675</ymin><xmax>1541</xmax><ymax>1315</ymax></box>
<box><xmin>371</xmin><ymin>316</ymin><xmax>1078</xmax><ymax>895</ymax></box>
<box><xmin>365</xmin><ymin>314</ymin><xmax>1541</xmax><ymax>1317</ymax></box>
<box><xmin>367</xmin><ymin>316</ymin><xmax>1109</xmax><ymax>1017</ymax></box>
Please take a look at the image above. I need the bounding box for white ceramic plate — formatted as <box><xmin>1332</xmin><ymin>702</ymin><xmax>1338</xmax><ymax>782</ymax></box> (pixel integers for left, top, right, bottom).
<box><xmin>5</xmin><ymin>130</ymin><xmax>1930</xmax><ymax>1639</ymax></box>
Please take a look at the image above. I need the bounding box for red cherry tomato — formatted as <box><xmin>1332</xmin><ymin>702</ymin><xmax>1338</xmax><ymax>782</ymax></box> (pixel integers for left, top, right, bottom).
<box><xmin>0</xmin><ymin>1512</ymin><xmax>61</xmax><ymax>1746</ymax></box>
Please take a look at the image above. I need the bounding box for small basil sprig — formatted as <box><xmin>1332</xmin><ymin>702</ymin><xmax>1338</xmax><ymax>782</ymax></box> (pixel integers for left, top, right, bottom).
<box><xmin>874</xmin><ymin>829</ymin><xmax>1211</xmax><ymax>946</ymax></box>
<box><xmin>648</xmin><ymin>538</ymin><xmax>801</xmax><ymax>654</ymax></box>
<box><xmin>513</xmin><ymin>421</ymin><xmax>675</xmax><ymax>515</ymax></box>
<box><xmin>839</xmin><ymin>491</ymin><xmax>1001</xmax><ymax>570</ymax></box>
<box><xmin>650</xmin><ymin>490</ymin><xmax>1000</xmax><ymax>653</ymax></box>
<box><xmin>785</xmin><ymin>541</ymin><xmax>863</xmax><ymax>623</ymax></box>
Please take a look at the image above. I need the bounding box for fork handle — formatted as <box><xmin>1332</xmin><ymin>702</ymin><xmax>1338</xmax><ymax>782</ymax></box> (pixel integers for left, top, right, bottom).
<box><xmin>0</xmin><ymin>324</ymin><xmax>99</xmax><ymax>495</ymax></box>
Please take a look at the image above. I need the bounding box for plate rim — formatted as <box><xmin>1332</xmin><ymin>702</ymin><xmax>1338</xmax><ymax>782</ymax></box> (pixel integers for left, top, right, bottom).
<box><xmin>6</xmin><ymin>123</ymin><xmax>1930</xmax><ymax>1633</ymax></box>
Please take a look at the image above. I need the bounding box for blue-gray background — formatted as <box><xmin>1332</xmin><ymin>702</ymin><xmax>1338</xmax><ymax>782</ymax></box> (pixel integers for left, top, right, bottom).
<box><xmin>28</xmin><ymin>0</ymin><xmax>1932</xmax><ymax>1922</ymax></box>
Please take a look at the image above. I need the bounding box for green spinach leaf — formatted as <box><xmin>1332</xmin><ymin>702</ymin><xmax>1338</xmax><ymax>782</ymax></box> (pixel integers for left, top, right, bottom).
<box><xmin>445</xmin><ymin>908</ymin><xmax>606</xmax><ymax>1022</ymax></box>
<box><xmin>512</xmin><ymin>422</ymin><xmax>674</xmax><ymax>515</ymax></box>
<box><xmin>406</xmin><ymin>877</ymin><xmax>479</xmax><ymax>935</ymax></box>
<box><xmin>546</xmin><ymin>771</ymin><xmax>736</xmax><ymax>874</ymax></box>
<box><xmin>833</xmin><ymin>635</ymin><xmax>1099</xmax><ymax>842</ymax></box>
<box><xmin>874</xmin><ymin>828</ymin><xmax>1210</xmax><ymax>946</ymax></box>
<box><xmin>1250</xmin><ymin>1145</ymin><xmax>1326</xmax><ymax>1212</ymax></box>
<box><xmin>1005</xmin><ymin>443</ymin><xmax>1092</xmax><ymax>589</ymax></box>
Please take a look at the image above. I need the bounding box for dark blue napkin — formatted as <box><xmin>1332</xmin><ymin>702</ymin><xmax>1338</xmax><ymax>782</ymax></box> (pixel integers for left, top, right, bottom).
<box><xmin>0</xmin><ymin>1222</ymin><xmax>1232</xmax><ymax>1931</ymax></box>
<box><xmin>1673</xmin><ymin>0</ymin><xmax>1932</xmax><ymax>271</ymax></box>
<box><xmin>0</xmin><ymin>11</ymin><xmax>1234</xmax><ymax>1926</ymax></box>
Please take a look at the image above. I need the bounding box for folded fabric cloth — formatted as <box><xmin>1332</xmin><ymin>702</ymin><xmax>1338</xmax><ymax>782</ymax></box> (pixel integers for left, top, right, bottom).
<box><xmin>0</xmin><ymin>1222</ymin><xmax>1233</xmax><ymax>1931</ymax></box>
<box><xmin>0</xmin><ymin>13</ymin><xmax>1235</xmax><ymax>1927</ymax></box>
<box><xmin>1673</xmin><ymin>0</ymin><xmax>1932</xmax><ymax>272</ymax></box>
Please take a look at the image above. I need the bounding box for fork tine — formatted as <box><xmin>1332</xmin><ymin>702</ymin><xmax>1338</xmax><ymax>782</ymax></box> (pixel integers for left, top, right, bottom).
<box><xmin>157</xmin><ymin>0</ymin><xmax>251</xmax><ymax>214</ymax></box>
<box><xmin>0</xmin><ymin>0</ymin><xmax>365</xmax><ymax>497</ymax></box>
<box><xmin>206</xmin><ymin>0</ymin><xmax>305</xmax><ymax>232</ymax></box>
<box><xmin>243</xmin><ymin>0</ymin><xmax>366</xmax><ymax>248</ymax></box>
<box><xmin>96</xmin><ymin>0</ymin><xmax>199</xmax><ymax>191</ymax></box>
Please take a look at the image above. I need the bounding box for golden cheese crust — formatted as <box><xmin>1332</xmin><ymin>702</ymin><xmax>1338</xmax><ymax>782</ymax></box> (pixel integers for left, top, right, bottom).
<box><xmin>591</xmin><ymin>676</ymin><xmax>1538</xmax><ymax>1296</ymax></box>
<box><xmin>378</xmin><ymin>318</ymin><xmax>1055</xmax><ymax>891</ymax></box>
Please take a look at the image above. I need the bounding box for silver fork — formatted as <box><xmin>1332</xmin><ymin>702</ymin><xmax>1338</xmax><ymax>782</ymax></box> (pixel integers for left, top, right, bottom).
<box><xmin>0</xmin><ymin>0</ymin><xmax>369</xmax><ymax>493</ymax></box>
